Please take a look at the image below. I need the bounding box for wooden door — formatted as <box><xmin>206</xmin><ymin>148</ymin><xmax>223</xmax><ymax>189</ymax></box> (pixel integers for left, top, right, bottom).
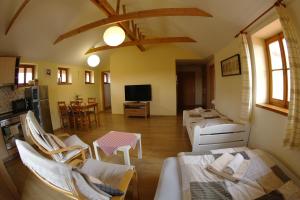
<box><xmin>177</xmin><ymin>72</ymin><xmax>195</xmax><ymax>112</ymax></box>
<box><xmin>203</xmin><ymin>64</ymin><xmax>215</xmax><ymax>108</ymax></box>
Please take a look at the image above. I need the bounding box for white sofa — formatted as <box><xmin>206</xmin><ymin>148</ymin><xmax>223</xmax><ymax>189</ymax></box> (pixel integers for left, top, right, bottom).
<box><xmin>183</xmin><ymin>108</ymin><xmax>250</xmax><ymax>152</ymax></box>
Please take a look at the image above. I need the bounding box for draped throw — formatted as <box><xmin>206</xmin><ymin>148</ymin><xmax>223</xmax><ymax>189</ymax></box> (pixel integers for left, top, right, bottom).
<box><xmin>277</xmin><ymin>6</ymin><xmax>300</xmax><ymax>149</ymax></box>
<box><xmin>239</xmin><ymin>34</ymin><xmax>253</xmax><ymax>124</ymax></box>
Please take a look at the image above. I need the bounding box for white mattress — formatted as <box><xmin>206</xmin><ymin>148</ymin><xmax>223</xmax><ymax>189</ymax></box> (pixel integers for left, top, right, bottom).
<box><xmin>154</xmin><ymin>157</ymin><xmax>181</xmax><ymax>200</ymax></box>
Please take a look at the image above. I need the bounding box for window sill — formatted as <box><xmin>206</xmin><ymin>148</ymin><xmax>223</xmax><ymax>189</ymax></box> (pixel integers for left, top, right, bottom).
<box><xmin>57</xmin><ymin>82</ymin><xmax>72</xmax><ymax>85</ymax></box>
<box><xmin>85</xmin><ymin>82</ymin><xmax>95</xmax><ymax>84</ymax></box>
<box><xmin>256</xmin><ymin>103</ymin><xmax>288</xmax><ymax>116</ymax></box>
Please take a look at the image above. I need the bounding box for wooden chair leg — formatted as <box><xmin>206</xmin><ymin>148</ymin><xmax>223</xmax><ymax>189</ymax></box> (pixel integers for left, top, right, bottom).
<box><xmin>133</xmin><ymin>169</ymin><xmax>139</xmax><ymax>200</ymax></box>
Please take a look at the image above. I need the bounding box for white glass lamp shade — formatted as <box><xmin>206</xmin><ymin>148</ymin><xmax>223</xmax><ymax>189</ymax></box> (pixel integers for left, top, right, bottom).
<box><xmin>103</xmin><ymin>26</ymin><xmax>125</xmax><ymax>46</ymax></box>
<box><xmin>87</xmin><ymin>55</ymin><xmax>100</xmax><ymax>67</ymax></box>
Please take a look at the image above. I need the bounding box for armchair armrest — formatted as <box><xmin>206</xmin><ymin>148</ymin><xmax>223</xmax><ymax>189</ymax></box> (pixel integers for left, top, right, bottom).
<box><xmin>112</xmin><ymin>169</ymin><xmax>135</xmax><ymax>200</ymax></box>
<box><xmin>55</xmin><ymin>133</ymin><xmax>71</xmax><ymax>138</ymax></box>
<box><xmin>48</xmin><ymin>145</ymin><xmax>87</xmax><ymax>161</ymax></box>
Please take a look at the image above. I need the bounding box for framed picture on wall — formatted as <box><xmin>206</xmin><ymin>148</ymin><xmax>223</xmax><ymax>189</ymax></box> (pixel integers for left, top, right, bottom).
<box><xmin>221</xmin><ymin>54</ymin><xmax>241</xmax><ymax>77</ymax></box>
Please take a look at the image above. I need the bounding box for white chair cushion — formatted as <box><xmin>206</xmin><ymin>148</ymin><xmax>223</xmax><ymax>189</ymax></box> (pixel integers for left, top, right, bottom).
<box><xmin>80</xmin><ymin>159</ymin><xmax>133</xmax><ymax>188</ymax></box>
<box><xmin>64</xmin><ymin>135</ymin><xmax>89</xmax><ymax>149</ymax></box>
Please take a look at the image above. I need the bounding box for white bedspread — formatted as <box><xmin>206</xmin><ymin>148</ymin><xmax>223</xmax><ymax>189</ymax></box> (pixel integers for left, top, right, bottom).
<box><xmin>178</xmin><ymin>147</ymin><xmax>300</xmax><ymax>200</ymax></box>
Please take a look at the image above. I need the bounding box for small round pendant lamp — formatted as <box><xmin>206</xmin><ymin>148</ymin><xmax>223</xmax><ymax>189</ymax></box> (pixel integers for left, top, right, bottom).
<box><xmin>87</xmin><ymin>55</ymin><xmax>100</xmax><ymax>67</ymax></box>
<box><xmin>103</xmin><ymin>26</ymin><xmax>125</xmax><ymax>46</ymax></box>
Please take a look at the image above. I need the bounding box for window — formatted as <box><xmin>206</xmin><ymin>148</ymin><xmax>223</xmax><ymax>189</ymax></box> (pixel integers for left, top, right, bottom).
<box><xmin>57</xmin><ymin>68</ymin><xmax>69</xmax><ymax>84</ymax></box>
<box><xmin>265</xmin><ymin>33</ymin><xmax>290</xmax><ymax>108</ymax></box>
<box><xmin>85</xmin><ymin>71</ymin><xmax>92</xmax><ymax>84</ymax></box>
<box><xmin>85</xmin><ymin>70</ymin><xmax>94</xmax><ymax>84</ymax></box>
<box><xmin>18</xmin><ymin>64</ymin><xmax>34</xmax><ymax>86</ymax></box>
<box><xmin>103</xmin><ymin>72</ymin><xmax>110</xmax><ymax>84</ymax></box>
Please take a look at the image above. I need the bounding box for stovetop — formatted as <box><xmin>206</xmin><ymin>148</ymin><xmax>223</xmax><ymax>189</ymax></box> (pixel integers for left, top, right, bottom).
<box><xmin>0</xmin><ymin>111</ymin><xmax>27</xmax><ymax>122</ymax></box>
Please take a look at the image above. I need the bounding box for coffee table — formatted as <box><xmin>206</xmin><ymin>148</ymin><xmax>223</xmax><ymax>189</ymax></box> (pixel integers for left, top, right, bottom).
<box><xmin>93</xmin><ymin>131</ymin><xmax>142</xmax><ymax>166</ymax></box>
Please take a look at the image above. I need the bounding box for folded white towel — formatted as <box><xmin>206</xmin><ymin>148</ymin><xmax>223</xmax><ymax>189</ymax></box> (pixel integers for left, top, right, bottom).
<box><xmin>207</xmin><ymin>153</ymin><xmax>251</xmax><ymax>182</ymax></box>
<box><xmin>223</xmin><ymin>153</ymin><xmax>244</xmax><ymax>175</ymax></box>
<box><xmin>209</xmin><ymin>153</ymin><xmax>234</xmax><ymax>171</ymax></box>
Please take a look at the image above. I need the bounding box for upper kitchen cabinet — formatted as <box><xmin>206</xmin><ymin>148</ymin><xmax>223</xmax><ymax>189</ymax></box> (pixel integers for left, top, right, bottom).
<box><xmin>0</xmin><ymin>56</ymin><xmax>20</xmax><ymax>86</ymax></box>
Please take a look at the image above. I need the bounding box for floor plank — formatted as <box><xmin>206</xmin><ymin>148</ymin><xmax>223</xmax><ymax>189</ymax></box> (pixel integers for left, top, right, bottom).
<box><xmin>5</xmin><ymin>112</ymin><xmax>191</xmax><ymax>200</ymax></box>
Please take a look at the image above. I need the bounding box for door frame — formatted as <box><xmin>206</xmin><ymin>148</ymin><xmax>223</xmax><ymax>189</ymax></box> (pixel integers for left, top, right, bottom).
<box><xmin>101</xmin><ymin>71</ymin><xmax>111</xmax><ymax>110</ymax></box>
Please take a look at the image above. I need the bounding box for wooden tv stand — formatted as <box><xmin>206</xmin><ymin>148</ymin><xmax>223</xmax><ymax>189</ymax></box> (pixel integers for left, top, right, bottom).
<box><xmin>124</xmin><ymin>102</ymin><xmax>150</xmax><ymax>118</ymax></box>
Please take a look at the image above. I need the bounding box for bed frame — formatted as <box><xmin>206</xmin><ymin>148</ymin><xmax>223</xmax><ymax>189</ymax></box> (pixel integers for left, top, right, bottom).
<box><xmin>183</xmin><ymin>110</ymin><xmax>250</xmax><ymax>152</ymax></box>
<box><xmin>187</xmin><ymin>123</ymin><xmax>250</xmax><ymax>151</ymax></box>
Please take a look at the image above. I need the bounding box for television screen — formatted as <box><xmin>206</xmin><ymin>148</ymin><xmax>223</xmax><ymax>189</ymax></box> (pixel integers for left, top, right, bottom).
<box><xmin>125</xmin><ymin>84</ymin><xmax>152</xmax><ymax>101</ymax></box>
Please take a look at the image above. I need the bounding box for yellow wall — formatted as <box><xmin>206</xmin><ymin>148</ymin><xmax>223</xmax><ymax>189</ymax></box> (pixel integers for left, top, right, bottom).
<box><xmin>21</xmin><ymin>59</ymin><xmax>100</xmax><ymax>130</ymax></box>
<box><xmin>213</xmin><ymin>1</ymin><xmax>300</xmax><ymax>177</ymax></box>
<box><xmin>214</xmin><ymin>38</ymin><xmax>242</xmax><ymax>122</ymax></box>
<box><xmin>109</xmin><ymin>45</ymin><xmax>200</xmax><ymax>115</ymax></box>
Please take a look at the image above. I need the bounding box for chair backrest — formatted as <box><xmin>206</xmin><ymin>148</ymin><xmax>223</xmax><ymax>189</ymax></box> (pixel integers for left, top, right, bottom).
<box><xmin>25</xmin><ymin>111</ymin><xmax>63</xmax><ymax>161</ymax></box>
<box><xmin>58</xmin><ymin>101</ymin><xmax>66</xmax><ymax>107</ymax></box>
<box><xmin>70</xmin><ymin>101</ymin><xmax>81</xmax><ymax>106</ymax></box>
<box><xmin>88</xmin><ymin>98</ymin><xmax>96</xmax><ymax>103</ymax></box>
<box><xmin>58</xmin><ymin>102</ymin><xmax>69</xmax><ymax>115</ymax></box>
<box><xmin>15</xmin><ymin>140</ymin><xmax>76</xmax><ymax>195</ymax></box>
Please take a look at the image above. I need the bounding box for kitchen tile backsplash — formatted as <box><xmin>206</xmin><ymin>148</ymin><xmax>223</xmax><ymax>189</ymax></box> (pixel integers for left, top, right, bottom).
<box><xmin>0</xmin><ymin>87</ymin><xmax>25</xmax><ymax>114</ymax></box>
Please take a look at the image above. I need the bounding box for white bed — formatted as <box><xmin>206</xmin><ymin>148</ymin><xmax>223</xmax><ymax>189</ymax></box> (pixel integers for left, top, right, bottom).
<box><xmin>155</xmin><ymin>149</ymin><xmax>300</xmax><ymax>200</ymax></box>
<box><xmin>183</xmin><ymin>108</ymin><xmax>250</xmax><ymax>152</ymax></box>
<box><xmin>154</xmin><ymin>157</ymin><xmax>181</xmax><ymax>200</ymax></box>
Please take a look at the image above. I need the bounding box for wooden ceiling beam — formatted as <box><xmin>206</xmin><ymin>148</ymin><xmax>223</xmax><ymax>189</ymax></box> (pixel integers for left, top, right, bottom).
<box><xmin>116</xmin><ymin>0</ymin><xmax>121</xmax><ymax>14</ymax></box>
<box><xmin>53</xmin><ymin>7</ymin><xmax>212</xmax><ymax>44</ymax></box>
<box><xmin>5</xmin><ymin>0</ymin><xmax>31</xmax><ymax>35</ymax></box>
<box><xmin>89</xmin><ymin>0</ymin><xmax>145</xmax><ymax>51</ymax></box>
<box><xmin>85</xmin><ymin>37</ymin><xmax>196</xmax><ymax>54</ymax></box>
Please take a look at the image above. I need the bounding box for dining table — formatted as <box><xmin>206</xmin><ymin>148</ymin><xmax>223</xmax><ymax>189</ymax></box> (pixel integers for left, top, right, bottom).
<box><xmin>68</xmin><ymin>102</ymin><xmax>99</xmax><ymax>129</ymax></box>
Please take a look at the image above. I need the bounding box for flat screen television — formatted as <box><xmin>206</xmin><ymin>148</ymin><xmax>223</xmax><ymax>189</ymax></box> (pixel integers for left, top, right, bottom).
<box><xmin>125</xmin><ymin>84</ymin><xmax>152</xmax><ymax>101</ymax></box>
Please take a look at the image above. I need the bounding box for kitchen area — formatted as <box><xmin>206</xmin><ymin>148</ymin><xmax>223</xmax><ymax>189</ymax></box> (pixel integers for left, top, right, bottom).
<box><xmin>0</xmin><ymin>56</ymin><xmax>53</xmax><ymax>199</ymax></box>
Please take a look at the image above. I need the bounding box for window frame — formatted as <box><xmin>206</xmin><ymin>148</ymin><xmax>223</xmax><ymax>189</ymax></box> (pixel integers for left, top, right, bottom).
<box><xmin>17</xmin><ymin>64</ymin><xmax>35</xmax><ymax>87</ymax></box>
<box><xmin>85</xmin><ymin>70</ymin><xmax>93</xmax><ymax>84</ymax></box>
<box><xmin>265</xmin><ymin>32</ymin><xmax>289</xmax><ymax>109</ymax></box>
<box><xmin>57</xmin><ymin>67</ymin><xmax>69</xmax><ymax>84</ymax></box>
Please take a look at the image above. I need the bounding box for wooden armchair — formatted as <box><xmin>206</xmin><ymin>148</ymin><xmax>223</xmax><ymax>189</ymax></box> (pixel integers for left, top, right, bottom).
<box><xmin>25</xmin><ymin>111</ymin><xmax>92</xmax><ymax>163</ymax></box>
<box><xmin>16</xmin><ymin>140</ymin><xmax>139</xmax><ymax>200</ymax></box>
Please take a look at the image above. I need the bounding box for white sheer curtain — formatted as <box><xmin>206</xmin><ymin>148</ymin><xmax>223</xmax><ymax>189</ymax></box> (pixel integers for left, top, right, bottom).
<box><xmin>277</xmin><ymin>6</ymin><xmax>300</xmax><ymax>149</ymax></box>
<box><xmin>239</xmin><ymin>34</ymin><xmax>253</xmax><ymax>124</ymax></box>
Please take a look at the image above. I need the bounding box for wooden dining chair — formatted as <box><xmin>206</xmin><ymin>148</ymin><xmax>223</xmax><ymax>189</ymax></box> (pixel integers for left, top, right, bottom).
<box><xmin>70</xmin><ymin>104</ymin><xmax>88</xmax><ymax>130</ymax></box>
<box><xmin>76</xmin><ymin>98</ymin><xmax>83</xmax><ymax>104</ymax></box>
<box><xmin>88</xmin><ymin>98</ymin><xmax>96</xmax><ymax>103</ymax></box>
<box><xmin>58</xmin><ymin>101</ymin><xmax>70</xmax><ymax>129</ymax></box>
<box><xmin>70</xmin><ymin>100</ymin><xmax>80</xmax><ymax>106</ymax></box>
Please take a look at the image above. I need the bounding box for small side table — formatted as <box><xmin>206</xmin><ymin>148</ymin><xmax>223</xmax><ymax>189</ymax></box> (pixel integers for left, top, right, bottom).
<box><xmin>93</xmin><ymin>132</ymin><xmax>142</xmax><ymax>166</ymax></box>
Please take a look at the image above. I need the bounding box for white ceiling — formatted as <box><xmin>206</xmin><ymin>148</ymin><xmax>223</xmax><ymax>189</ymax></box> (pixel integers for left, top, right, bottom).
<box><xmin>0</xmin><ymin>0</ymin><xmax>278</xmax><ymax>66</ymax></box>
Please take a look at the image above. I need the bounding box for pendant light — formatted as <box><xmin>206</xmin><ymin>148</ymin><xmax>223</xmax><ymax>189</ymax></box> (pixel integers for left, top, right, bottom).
<box><xmin>87</xmin><ymin>55</ymin><xmax>100</xmax><ymax>67</ymax></box>
<box><xmin>103</xmin><ymin>26</ymin><xmax>125</xmax><ymax>46</ymax></box>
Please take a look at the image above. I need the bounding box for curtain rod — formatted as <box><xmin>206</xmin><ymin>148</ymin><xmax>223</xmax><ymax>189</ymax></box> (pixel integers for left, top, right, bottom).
<box><xmin>234</xmin><ymin>0</ymin><xmax>286</xmax><ymax>38</ymax></box>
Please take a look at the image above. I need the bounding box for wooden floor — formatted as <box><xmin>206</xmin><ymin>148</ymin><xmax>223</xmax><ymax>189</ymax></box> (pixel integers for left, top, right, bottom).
<box><xmin>4</xmin><ymin>112</ymin><xmax>191</xmax><ymax>200</ymax></box>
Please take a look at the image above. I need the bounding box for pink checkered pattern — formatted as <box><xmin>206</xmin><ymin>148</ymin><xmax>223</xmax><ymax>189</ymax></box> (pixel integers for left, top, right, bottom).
<box><xmin>96</xmin><ymin>131</ymin><xmax>138</xmax><ymax>155</ymax></box>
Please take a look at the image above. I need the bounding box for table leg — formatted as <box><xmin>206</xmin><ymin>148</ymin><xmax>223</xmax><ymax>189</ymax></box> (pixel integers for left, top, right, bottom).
<box><xmin>137</xmin><ymin>134</ymin><xmax>142</xmax><ymax>159</ymax></box>
<box><xmin>123</xmin><ymin>149</ymin><xmax>130</xmax><ymax>166</ymax></box>
<box><xmin>93</xmin><ymin>141</ymin><xmax>101</xmax><ymax>161</ymax></box>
